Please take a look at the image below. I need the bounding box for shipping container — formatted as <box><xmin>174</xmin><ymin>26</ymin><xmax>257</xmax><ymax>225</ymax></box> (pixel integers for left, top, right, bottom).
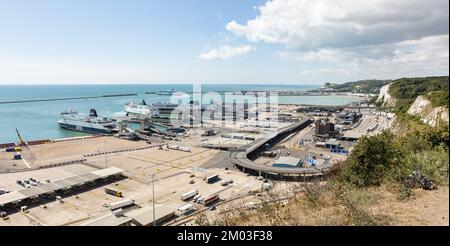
<box><xmin>178</xmin><ymin>146</ymin><xmax>191</xmax><ymax>152</ymax></box>
<box><xmin>205</xmin><ymin>174</ymin><xmax>219</xmax><ymax>184</ymax></box>
<box><xmin>180</xmin><ymin>190</ymin><xmax>198</xmax><ymax>201</ymax></box>
<box><xmin>167</xmin><ymin>144</ymin><xmax>179</xmax><ymax>150</ymax></box>
<box><xmin>202</xmin><ymin>194</ymin><xmax>219</xmax><ymax>206</ymax></box>
<box><xmin>109</xmin><ymin>199</ymin><xmax>134</xmax><ymax>210</ymax></box>
<box><xmin>175</xmin><ymin>204</ymin><xmax>195</xmax><ymax>216</ymax></box>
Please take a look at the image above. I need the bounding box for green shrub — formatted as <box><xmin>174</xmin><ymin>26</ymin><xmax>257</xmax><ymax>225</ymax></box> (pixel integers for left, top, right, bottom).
<box><xmin>339</xmin><ymin>131</ymin><xmax>403</xmax><ymax>187</ymax></box>
<box><xmin>389</xmin><ymin>76</ymin><xmax>449</xmax><ymax>112</ymax></box>
<box><xmin>339</xmin><ymin>122</ymin><xmax>449</xmax><ymax>189</ymax></box>
<box><xmin>426</xmin><ymin>91</ymin><xmax>449</xmax><ymax>108</ymax></box>
<box><xmin>403</xmin><ymin>146</ymin><xmax>449</xmax><ymax>184</ymax></box>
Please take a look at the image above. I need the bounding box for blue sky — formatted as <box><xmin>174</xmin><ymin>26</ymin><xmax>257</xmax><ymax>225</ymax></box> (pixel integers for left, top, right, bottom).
<box><xmin>0</xmin><ymin>0</ymin><xmax>448</xmax><ymax>84</ymax></box>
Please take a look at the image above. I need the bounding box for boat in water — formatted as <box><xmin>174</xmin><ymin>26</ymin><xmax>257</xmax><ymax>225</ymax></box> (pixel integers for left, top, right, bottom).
<box><xmin>124</xmin><ymin>100</ymin><xmax>154</xmax><ymax>116</ymax></box>
<box><xmin>57</xmin><ymin>109</ymin><xmax>119</xmax><ymax>134</ymax></box>
<box><xmin>157</xmin><ymin>89</ymin><xmax>177</xmax><ymax>95</ymax></box>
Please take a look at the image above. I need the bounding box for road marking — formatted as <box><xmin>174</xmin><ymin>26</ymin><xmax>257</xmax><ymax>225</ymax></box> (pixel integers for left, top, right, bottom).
<box><xmin>62</xmin><ymin>200</ymin><xmax>78</xmax><ymax>210</ymax></box>
<box><xmin>21</xmin><ymin>158</ymin><xmax>32</xmax><ymax>169</ymax></box>
<box><xmin>20</xmin><ymin>211</ymin><xmax>48</xmax><ymax>226</ymax></box>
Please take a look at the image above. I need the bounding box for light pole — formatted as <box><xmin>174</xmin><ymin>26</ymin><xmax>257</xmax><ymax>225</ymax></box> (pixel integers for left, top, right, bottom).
<box><xmin>152</xmin><ymin>173</ymin><xmax>156</xmax><ymax>226</ymax></box>
<box><xmin>104</xmin><ymin>139</ymin><xmax>107</xmax><ymax>168</ymax></box>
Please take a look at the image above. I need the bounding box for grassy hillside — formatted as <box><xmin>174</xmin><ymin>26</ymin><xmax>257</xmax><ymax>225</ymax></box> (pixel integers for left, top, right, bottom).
<box><xmin>389</xmin><ymin>76</ymin><xmax>449</xmax><ymax>112</ymax></box>
<box><xmin>207</xmin><ymin>94</ymin><xmax>449</xmax><ymax>225</ymax></box>
<box><xmin>207</xmin><ymin>124</ymin><xmax>449</xmax><ymax>226</ymax></box>
<box><xmin>324</xmin><ymin>80</ymin><xmax>391</xmax><ymax>94</ymax></box>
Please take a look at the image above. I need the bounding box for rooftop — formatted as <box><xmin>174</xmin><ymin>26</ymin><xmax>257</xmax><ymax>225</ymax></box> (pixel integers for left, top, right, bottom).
<box><xmin>342</xmin><ymin>131</ymin><xmax>363</xmax><ymax>140</ymax></box>
<box><xmin>82</xmin><ymin>213</ymin><xmax>132</xmax><ymax>226</ymax></box>
<box><xmin>125</xmin><ymin>202</ymin><xmax>179</xmax><ymax>226</ymax></box>
<box><xmin>273</xmin><ymin>157</ymin><xmax>302</xmax><ymax>167</ymax></box>
<box><xmin>0</xmin><ymin>167</ymin><xmax>124</xmax><ymax>207</ymax></box>
<box><xmin>325</xmin><ymin>139</ymin><xmax>340</xmax><ymax>145</ymax></box>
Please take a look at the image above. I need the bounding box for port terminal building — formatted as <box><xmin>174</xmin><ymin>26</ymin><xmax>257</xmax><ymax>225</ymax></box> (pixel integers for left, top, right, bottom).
<box><xmin>0</xmin><ymin>167</ymin><xmax>124</xmax><ymax>211</ymax></box>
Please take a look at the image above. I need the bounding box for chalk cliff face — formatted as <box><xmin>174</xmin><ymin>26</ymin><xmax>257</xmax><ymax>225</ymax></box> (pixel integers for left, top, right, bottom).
<box><xmin>377</xmin><ymin>84</ymin><xmax>396</xmax><ymax>107</ymax></box>
<box><xmin>407</xmin><ymin>96</ymin><xmax>449</xmax><ymax>127</ymax></box>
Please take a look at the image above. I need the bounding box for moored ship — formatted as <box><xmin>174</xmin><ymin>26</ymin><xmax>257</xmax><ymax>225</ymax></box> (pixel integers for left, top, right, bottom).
<box><xmin>124</xmin><ymin>100</ymin><xmax>154</xmax><ymax>116</ymax></box>
<box><xmin>57</xmin><ymin>109</ymin><xmax>118</xmax><ymax>134</ymax></box>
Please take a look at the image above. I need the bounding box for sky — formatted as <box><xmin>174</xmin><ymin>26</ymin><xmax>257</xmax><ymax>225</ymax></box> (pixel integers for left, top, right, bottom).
<box><xmin>0</xmin><ymin>0</ymin><xmax>448</xmax><ymax>84</ymax></box>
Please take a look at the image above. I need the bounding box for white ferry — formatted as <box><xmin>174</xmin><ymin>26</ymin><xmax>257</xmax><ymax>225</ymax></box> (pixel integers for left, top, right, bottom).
<box><xmin>57</xmin><ymin>109</ymin><xmax>118</xmax><ymax>134</ymax></box>
<box><xmin>124</xmin><ymin>100</ymin><xmax>154</xmax><ymax>116</ymax></box>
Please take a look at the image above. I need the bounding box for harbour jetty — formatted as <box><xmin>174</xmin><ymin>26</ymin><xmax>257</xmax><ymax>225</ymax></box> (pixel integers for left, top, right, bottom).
<box><xmin>0</xmin><ymin>93</ymin><xmax>138</xmax><ymax>104</ymax></box>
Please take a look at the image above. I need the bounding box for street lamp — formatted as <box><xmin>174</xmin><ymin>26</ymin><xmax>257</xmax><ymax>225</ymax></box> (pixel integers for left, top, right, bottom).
<box><xmin>152</xmin><ymin>173</ymin><xmax>156</xmax><ymax>226</ymax></box>
<box><xmin>104</xmin><ymin>139</ymin><xmax>108</xmax><ymax>168</ymax></box>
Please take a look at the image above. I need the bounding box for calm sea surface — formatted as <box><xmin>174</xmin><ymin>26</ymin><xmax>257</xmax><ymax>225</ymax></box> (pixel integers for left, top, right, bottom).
<box><xmin>0</xmin><ymin>84</ymin><xmax>361</xmax><ymax>143</ymax></box>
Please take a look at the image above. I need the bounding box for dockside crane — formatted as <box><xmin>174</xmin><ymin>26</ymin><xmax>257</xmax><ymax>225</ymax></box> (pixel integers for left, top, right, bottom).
<box><xmin>15</xmin><ymin>128</ymin><xmax>30</xmax><ymax>150</ymax></box>
<box><xmin>15</xmin><ymin>128</ymin><xmax>35</xmax><ymax>165</ymax></box>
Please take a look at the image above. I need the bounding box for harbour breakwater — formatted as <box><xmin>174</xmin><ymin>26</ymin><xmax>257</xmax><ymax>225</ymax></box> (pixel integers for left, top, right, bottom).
<box><xmin>0</xmin><ymin>93</ymin><xmax>138</xmax><ymax>104</ymax></box>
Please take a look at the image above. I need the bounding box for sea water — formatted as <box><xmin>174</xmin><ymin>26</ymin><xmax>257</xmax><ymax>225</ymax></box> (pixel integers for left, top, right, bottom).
<box><xmin>0</xmin><ymin>84</ymin><xmax>361</xmax><ymax>143</ymax></box>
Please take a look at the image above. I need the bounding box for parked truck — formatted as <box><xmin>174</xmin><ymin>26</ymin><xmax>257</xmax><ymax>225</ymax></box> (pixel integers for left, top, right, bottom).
<box><xmin>205</xmin><ymin>174</ymin><xmax>219</xmax><ymax>184</ymax></box>
<box><xmin>109</xmin><ymin>199</ymin><xmax>134</xmax><ymax>210</ymax></box>
<box><xmin>167</xmin><ymin>144</ymin><xmax>179</xmax><ymax>150</ymax></box>
<box><xmin>180</xmin><ymin>190</ymin><xmax>198</xmax><ymax>201</ymax></box>
<box><xmin>175</xmin><ymin>204</ymin><xmax>195</xmax><ymax>216</ymax></box>
<box><xmin>105</xmin><ymin>187</ymin><xmax>123</xmax><ymax>197</ymax></box>
<box><xmin>178</xmin><ymin>146</ymin><xmax>191</xmax><ymax>152</ymax></box>
<box><xmin>13</xmin><ymin>152</ymin><xmax>21</xmax><ymax>160</ymax></box>
<box><xmin>202</xmin><ymin>194</ymin><xmax>219</xmax><ymax>206</ymax></box>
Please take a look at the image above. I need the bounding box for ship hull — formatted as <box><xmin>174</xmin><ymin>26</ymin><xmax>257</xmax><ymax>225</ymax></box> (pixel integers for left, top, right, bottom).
<box><xmin>58</xmin><ymin>122</ymin><xmax>114</xmax><ymax>134</ymax></box>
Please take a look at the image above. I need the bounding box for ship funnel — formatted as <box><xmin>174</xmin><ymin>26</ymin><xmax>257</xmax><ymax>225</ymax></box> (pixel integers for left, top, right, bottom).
<box><xmin>89</xmin><ymin>109</ymin><xmax>98</xmax><ymax>117</ymax></box>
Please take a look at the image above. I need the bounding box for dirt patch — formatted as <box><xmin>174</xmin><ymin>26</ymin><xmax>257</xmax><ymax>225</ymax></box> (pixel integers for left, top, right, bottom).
<box><xmin>370</xmin><ymin>186</ymin><xmax>449</xmax><ymax>226</ymax></box>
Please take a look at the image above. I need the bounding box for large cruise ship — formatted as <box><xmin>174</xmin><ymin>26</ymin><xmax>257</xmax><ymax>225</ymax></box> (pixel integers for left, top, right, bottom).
<box><xmin>124</xmin><ymin>100</ymin><xmax>154</xmax><ymax>116</ymax></box>
<box><xmin>57</xmin><ymin>109</ymin><xmax>119</xmax><ymax>134</ymax></box>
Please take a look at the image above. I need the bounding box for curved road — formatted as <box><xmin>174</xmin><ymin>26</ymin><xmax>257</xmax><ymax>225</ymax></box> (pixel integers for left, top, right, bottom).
<box><xmin>230</xmin><ymin>119</ymin><xmax>334</xmax><ymax>179</ymax></box>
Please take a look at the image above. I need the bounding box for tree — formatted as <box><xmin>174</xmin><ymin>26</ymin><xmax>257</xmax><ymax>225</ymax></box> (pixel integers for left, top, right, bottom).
<box><xmin>340</xmin><ymin>131</ymin><xmax>402</xmax><ymax>187</ymax></box>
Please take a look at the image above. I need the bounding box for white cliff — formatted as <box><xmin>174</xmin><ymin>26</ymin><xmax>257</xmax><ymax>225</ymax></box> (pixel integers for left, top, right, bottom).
<box><xmin>377</xmin><ymin>84</ymin><xmax>396</xmax><ymax>107</ymax></box>
<box><xmin>407</xmin><ymin>96</ymin><xmax>449</xmax><ymax>127</ymax></box>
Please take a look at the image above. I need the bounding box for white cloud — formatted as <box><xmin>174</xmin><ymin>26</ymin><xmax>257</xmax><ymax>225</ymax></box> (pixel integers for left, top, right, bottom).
<box><xmin>226</xmin><ymin>0</ymin><xmax>448</xmax><ymax>50</ymax></box>
<box><xmin>300</xmin><ymin>68</ymin><xmax>352</xmax><ymax>77</ymax></box>
<box><xmin>199</xmin><ymin>45</ymin><xmax>255</xmax><ymax>60</ymax></box>
<box><xmin>224</xmin><ymin>0</ymin><xmax>449</xmax><ymax>80</ymax></box>
<box><xmin>299</xmin><ymin>35</ymin><xmax>449</xmax><ymax>79</ymax></box>
<box><xmin>277</xmin><ymin>49</ymin><xmax>349</xmax><ymax>63</ymax></box>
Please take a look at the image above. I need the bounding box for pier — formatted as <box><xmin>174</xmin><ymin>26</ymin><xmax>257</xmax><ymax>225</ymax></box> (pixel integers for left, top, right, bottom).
<box><xmin>0</xmin><ymin>93</ymin><xmax>138</xmax><ymax>105</ymax></box>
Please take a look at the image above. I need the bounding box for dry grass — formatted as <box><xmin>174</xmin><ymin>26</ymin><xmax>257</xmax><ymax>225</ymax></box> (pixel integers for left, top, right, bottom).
<box><xmin>196</xmin><ymin>182</ymin><xmax>393</xmax><ymax>226</ymax></box>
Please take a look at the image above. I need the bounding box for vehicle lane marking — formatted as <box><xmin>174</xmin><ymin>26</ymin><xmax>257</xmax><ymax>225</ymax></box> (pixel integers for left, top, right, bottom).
<box><xmin>21</xmin><ymin>158</ymin><xmax>32</xmax><ymax>169</ymax></box>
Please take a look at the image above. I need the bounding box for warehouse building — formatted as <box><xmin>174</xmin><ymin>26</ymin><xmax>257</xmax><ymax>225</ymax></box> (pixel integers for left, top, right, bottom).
<box><xmin>325</xmin><ymin>139</ymin><xmax>341</xmax><ymax>150</ymax></box>
<box><xmin>315</xmin><ymin>119</ymin><xmax>339</xmax><ymax>138</ymax></box>
<box><xmin>125</xmin><ymin>202</ymin><xmax>179</xmax><ymax>226</ymax></box>
<box><xmin>272</xmin><ymin>157</ymin><xmax>303</xmax><ymax>168</ymax></box>
<box><xmin>0</xmin><ymin>167</ymin><xmax>124</xmax><ymax>211</ymax></box>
